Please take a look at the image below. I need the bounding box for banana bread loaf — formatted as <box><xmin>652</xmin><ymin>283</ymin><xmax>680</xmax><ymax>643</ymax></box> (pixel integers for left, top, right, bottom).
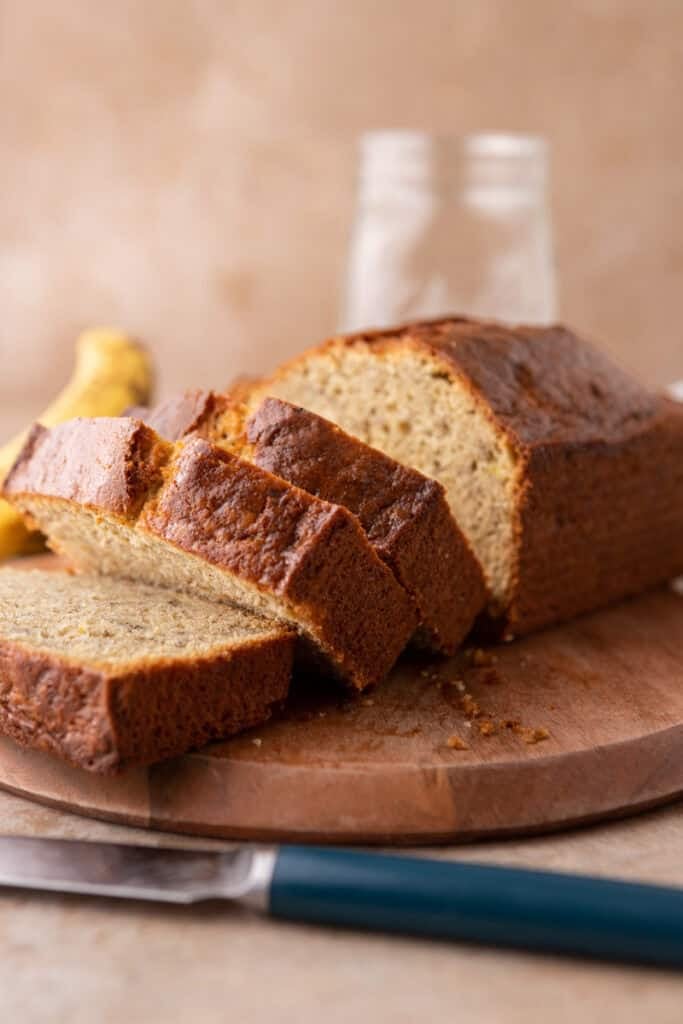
<box><xmin>244</xmin><ymin>317</ymin><xmax>683</xmax><ymax>636</ymax></box>
<box><xmin>0</xmin><ymin>567</ymin><xmax>294</xmax><ymax>772</ymax></box>
<box><xmin>4</xmin><ymin>418</ymin><xmax>417</xmax><ymax>688</ymax></box>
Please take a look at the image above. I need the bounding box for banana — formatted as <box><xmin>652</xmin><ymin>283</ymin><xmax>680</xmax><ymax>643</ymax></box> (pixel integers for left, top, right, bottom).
<box><xmin>0</xmin><ymin>327</ymin><xmax>154</xmax><ymax>560</ymax></box>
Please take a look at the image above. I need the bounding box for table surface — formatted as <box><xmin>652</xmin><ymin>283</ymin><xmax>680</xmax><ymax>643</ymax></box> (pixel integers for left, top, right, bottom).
<box><xmin>1</xmin><ymin>789</ymin><xmax>682</xmax><ymax>1023</ymax></box>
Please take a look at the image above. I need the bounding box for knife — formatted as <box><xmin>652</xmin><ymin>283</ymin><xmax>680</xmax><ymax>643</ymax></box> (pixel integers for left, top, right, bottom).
<box><xmin>1</xmin><ymin>836</ymin><xmax>683</xmax><ymax>967</ymax></box>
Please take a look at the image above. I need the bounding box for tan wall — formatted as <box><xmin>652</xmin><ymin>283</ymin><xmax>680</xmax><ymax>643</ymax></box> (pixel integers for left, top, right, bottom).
<box><xmin>1</xmin><ymin>0</ymin><xmax>682</xmax><ymax>425</ymax></box>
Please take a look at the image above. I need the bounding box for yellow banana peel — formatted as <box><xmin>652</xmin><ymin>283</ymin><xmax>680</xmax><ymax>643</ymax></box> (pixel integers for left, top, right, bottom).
<box><xmin>0</xmin><ymin>327</ymin><xmax>154</xmax><ymax>561</ymax></box>
<box><xmin>0</xmin><ymin>505</ymin><xmax>43</xmax><ymax>560</ymax></box>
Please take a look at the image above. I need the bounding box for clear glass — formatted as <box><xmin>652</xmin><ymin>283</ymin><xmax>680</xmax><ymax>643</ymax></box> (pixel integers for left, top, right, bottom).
<box><xmin>340</xmin><ymin>132</ymin><xmax>557</xmax><ymax>331</ymax></box>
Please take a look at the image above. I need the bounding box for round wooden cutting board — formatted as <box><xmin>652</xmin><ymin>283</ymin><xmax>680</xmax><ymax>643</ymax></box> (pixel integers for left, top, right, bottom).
<box><xmin>1</xmin><ymin>557</ymin><xmax>683</xmax><ymax>844</ymax></box>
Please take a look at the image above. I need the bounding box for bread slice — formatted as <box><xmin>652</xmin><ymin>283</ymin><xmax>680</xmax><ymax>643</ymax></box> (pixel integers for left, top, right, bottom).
<box><xmin>126</xmin><ymin>389</ymin><xmax>220</xmax><ymax>442</ymax></box>
<box><xmin>0</xmin><ymin>567</ymin><xmax>294</xmax><ymax>772</ymax></box>
<box><xmin>241</xmin><ymin>317</ymin><xmax>683</xmax><ymax>636</ymax></box>
<box><xmin>141</xmin><ymin>392</ymin><xmax>487</xmax><ymax>654</ymax></box>
<box><xmin>4</xmin><ymin>418</ymin><xmax>417</xmax><ymax>689</ymax></box>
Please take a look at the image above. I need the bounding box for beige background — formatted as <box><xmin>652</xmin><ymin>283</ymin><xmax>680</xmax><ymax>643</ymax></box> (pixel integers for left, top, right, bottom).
<box><xmin>1</xmin><ymin>0</ymin><xmax>682</xmax><ymax>423</ymax></box>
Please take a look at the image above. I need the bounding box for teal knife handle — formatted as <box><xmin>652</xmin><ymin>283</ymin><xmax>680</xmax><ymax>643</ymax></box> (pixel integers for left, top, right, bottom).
<box><xmin>269</xmin><ymin>847</ymin><xmax>683</xmax><ymax>967</ymax></box>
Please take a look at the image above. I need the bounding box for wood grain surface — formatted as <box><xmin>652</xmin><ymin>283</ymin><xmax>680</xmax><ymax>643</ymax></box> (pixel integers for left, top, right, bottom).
<box><xmin>2</xmin><ymin>557</ymin><xmax>683</xmax><ymax>843</ymax></box>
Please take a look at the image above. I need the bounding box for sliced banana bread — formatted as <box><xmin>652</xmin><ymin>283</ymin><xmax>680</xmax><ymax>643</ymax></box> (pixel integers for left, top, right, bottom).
<box><xmin>243</xmin><ymin>398</ymin><xmax>487</xmax><ymax>652</ymax></box>
<box><xmin>160</xmin><ymin>393</ymin><xmax>487</xmax><ymax>654</ymax></box>
<box><xmin>0</xmin><ymin>568</ymin><xmax>294</xmax><ymax>772</ymax></box>
<box><xmin>4</xmin><ymin>419</ymin><xmax>417</xmax><ymax>689</ymax></box>
<box><xmin>243</xmin><ymin>317</ymin><xmax>683</xmax><ymax>636</ymax></box>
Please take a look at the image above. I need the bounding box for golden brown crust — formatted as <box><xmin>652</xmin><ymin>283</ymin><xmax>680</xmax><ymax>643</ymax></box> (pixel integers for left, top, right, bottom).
<box><xmin>5</xmin><ymin>424</ymin><xmax>417</xmax><ymax>689</ymax></box>
<box><xmin>0</xmin><ymin>630</ymin><xmax>293</xmax><ymax>773</ymax></box>
<box><xmin>266</xmin><ymin>316</ymin><xmax>683</xmax><ymax>635</ymax></box>
<box><xmin>129</xmin><ymin>389</ymin><xmax>248</xmax><ymax>449</ymax></box>
<box><xmin>244</xmin><ymin>398</ymin><xmax>487</xmax><ymax>652</ymax></box>
<box><xmin>0</xmin><ymin>645</ymin><xmax>117</xmax><ymax>770</ymax></box>
<box><xmin>129</xmin><ymin>389</ymin><xmax>220</xmax><ymax>442</ymax></box>
<box><xmin>510</xmin><ymin>402</ymin><xmax>683</xmax><ymax>633</ymax></box>
<box><xmin>4</xmin><ymin>418</ymin><xmax>169</xmax><ymax>517</ymax></box>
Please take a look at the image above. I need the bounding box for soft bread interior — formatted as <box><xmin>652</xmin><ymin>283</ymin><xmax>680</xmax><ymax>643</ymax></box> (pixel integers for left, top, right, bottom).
<box><xmin>15</xmin><ymin>498</ymin><xmax>302</xmax><ymax>627</ymax></box>
<box><xmin>254</xmin><ymin>344</ymin><xmax>519</xmax><ymax>610</ymax></box>
<box><xmin>0</xmin><ymin>567</ymin><xmax>288</xmax><ymax>670</ymax></box>
<box><xmin>12</xmin><ymin>496</ymin><xmax>367</xmax><ymax>681</ymax></box>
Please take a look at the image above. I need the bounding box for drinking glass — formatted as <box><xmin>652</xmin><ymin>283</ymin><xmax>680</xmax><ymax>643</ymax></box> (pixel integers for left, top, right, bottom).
<box><xmin>340</xmin><ymin>132</ymin><xmax>557</xmax><ymax>331</ymax></box>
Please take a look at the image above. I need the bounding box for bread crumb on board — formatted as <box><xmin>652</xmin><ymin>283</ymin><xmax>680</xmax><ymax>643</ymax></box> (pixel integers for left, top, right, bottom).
<box><xmin>449</xmin><ymin>680</ymin><xmax>551</xmax><ymax>745</ymax></box>
<box><xmin>516</xmin><ymin>725</ymin><xmax>551</xmax><ymax>745</ymax></box>
<box><xmin>477</xmin><ymin>667</ymin><xmax>503</xmax><ymax>686</ymax></box>
<box><xmin>446</xmin><ymin>735</ymin><xmax>469</xmax><ymax>751</ymax></box>
<box><xmin>465</xmin><ymin>647</ymin><xmax>498</xmax><ymax>666</ymax></box>
<box><xmin>458</xmin><ymin>693</ymin><xmax>480</xmax><ymax>718</ymax></box>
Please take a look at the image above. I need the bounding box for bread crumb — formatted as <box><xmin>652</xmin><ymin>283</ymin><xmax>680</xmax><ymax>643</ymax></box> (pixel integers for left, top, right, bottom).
<box><xmin>477</xmin><ymin>719</ymin><xmax>499</xmax><ymax>737</ymax></box>
<box><xmin>318</xmin><ymin>711</ymin><xmax>326</xmax><ymax>718</ymax></box>
<box><xmin>361</xmin><ymin>698</ymin><xmax>375</xmax><ymax>707</ymax></box>
<box><xmin>446</xmin><ymin>735</ymin><xmax>469</xmax><ymax>750</ymax></box>
<box><xmin>252</xmin><ymin>738</ymin><xmax>262</xmax><ymax>747</ymax></box>
<box><xmin>459</xmin><ymin>693</ymin><xmax>482</xmax><ymax>719</ymax></box>
<box><xmin>446</xmin><ymin>678</ymin><xmax>466</xmax><ymax>692</ymax></box>
<box><xmin>512</xmin><ymin>724</ymin><xmax>550</xmax><ymax>744</ymax></box>
<box><xmin>468</xmin><ymin>648</ymin><xmax>497</xmax><ymax>666</ymax></box>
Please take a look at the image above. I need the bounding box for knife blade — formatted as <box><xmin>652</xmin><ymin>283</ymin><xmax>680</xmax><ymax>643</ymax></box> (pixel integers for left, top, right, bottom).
<box><xmin>1</xmin><ymin>836</ymin><xmax>683</xmax><ymax>968</ymax></box>
<box><xmin>0</xmin><ymin>835</ymin><xmax>275</xmax><ymax>907</ymax></box>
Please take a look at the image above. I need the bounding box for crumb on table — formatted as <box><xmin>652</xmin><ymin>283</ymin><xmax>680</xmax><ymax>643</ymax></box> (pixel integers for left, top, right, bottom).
<box><xmin>459</xmin><ymin>693</ymin><xmax>482</xmax><ymax>718</ymax></box>
<box><xmin>513</xmin><ymin>725</ymin><xmax>551</xmax><ymax>745</ymax></box>
<box><xmin>446</xmin><ymin>735</ymin><xmax>469</xmax><ymax>751</ymax></box>
<box><xmin>466</xmin><ymin>648</ymin><xmax>498</xmax><ymax>666</ymax></box>
<box><xmin>478</xmin><ymin>667</ymin><xmax>503</xmax><ymax>685</ymax></box>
